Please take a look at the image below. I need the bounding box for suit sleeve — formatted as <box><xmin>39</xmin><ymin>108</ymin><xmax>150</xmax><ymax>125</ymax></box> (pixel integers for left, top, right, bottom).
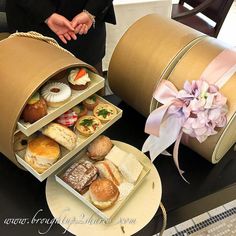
<box><xmin>16</xmin><ymin>0</ymin><xmax>57</xmax><ymax>24</ymax></box>
<box><xmin>84</xmin><ymin>0</ymin><xmax>113</xmax><ymax>19</ymax></box>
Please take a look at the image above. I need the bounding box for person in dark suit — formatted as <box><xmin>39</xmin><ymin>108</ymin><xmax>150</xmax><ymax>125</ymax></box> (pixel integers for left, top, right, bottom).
<box><xmin>6</xmin><ymin>0</ymin><xmax>116</xmax><ymax>73</ymax></box>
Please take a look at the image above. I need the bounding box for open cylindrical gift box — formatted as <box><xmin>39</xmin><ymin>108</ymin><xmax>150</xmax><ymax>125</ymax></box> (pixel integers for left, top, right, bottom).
<box><xmin>108</xmin><ymin>14</ymin><xmax>205</xmax><ymax>117</ymax></box>
<box><xmin>0</xmin><ymin>35</ymin><xmax>98</xmax><ymax>169</ymax></box>
<box><xmin>108</xmin><ymin>14</ymin><xmax>236</xmax><ymax>163</ymax></box>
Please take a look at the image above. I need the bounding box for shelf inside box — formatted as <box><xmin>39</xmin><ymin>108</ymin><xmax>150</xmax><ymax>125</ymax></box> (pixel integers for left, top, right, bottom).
<box><xmin>17</xmin><ymin>72</ymin><xmax>105</xmax><ymax>137</ymax></box>
<box><xmin>55</xmin><ymin>140</ymin><xmax>152</xmax><ymax>221</ymax></box>
<box><xmin>15</xmin><ymin>96</ymin><xmax>122</xmax><ymax>182</ymax></box>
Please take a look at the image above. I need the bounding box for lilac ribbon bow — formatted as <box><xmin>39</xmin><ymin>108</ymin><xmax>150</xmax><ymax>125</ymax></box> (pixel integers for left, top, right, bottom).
<box><xmin>142</xmin><ymin>48</ymin><xmax>236</xmax><ymax>183</ymax></box>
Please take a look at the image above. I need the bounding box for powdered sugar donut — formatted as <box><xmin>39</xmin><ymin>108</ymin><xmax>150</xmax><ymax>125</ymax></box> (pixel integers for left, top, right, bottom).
<box><xmin>41</xmin><ymin>82</ymin><xmax>71</xmax><ymax>108</ymax></box>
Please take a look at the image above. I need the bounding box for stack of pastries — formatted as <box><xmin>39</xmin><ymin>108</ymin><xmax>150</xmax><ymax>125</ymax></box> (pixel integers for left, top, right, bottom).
<box><xmin>61</xmin><ymin>135</ymin><xmax>144</xmax><ymax>210</ymax></box>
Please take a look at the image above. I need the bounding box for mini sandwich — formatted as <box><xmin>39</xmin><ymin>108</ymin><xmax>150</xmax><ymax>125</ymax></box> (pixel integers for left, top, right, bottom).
<box><xmin>42</xmin><ymin>122</ymin><xmax>77</xmax><ymax>151</ymax></box>
<box><xmin>119</xmin><ymin>153</ymin><xmax>143</xmax><ymax>183</ymax></box>
<box><xmin>24</xmin><ymin>135</ymin><xmax>60</xmax><ymax>174</ymax></box>
<box><xmin>89</xmin><ymin>178</ymin><xmax>119</xmax><ymax>210</ymax></box>
<box><xmin>95</xmin><ymin>160</ymin><xmax>122</xmax><ymax>186</ymax></box>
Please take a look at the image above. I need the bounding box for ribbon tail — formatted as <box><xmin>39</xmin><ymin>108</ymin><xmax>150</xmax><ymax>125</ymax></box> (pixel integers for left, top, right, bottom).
<box><xmin>173</xmin><ymin>131</ymin><xmax>190</xmax><ymax>184</ymax></box>
<box><xmin>161</xmin><ymin>150</ymin><xmax>172</xmax><ymax>156</ymax></box>
<box><xmin>142</xmin><ymin>115</ymin><xmax>183</xmax><ymax>162</ymax></box>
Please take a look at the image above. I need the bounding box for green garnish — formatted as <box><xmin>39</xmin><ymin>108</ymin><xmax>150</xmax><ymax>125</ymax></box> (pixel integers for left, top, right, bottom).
<box><xmin>89</xmin><ymin>95</ymin><xmax>97</xmax><ymax>102</ymax></box>
<box><xmin>80</xmin><ymin>118</ymin><xmax>93</xmax><ymax>126</ymax></box>
<box><xmin>98</xmin><ymin>109</ymin><xmax>111</xmax><ymax>118</ymax></box>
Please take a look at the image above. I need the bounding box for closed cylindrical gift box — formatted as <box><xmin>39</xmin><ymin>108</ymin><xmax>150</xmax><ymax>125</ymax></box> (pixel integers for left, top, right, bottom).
<box><xmin>108</xmin><ymin>14</ymin><xmax>204</xmax><ymax>117</ymax></box>
<box><xmin>161</xmin><ymin>37</ymin><xmax>236</xmax><ymax>163</ymax></box>
<box><xmin>108</xmin><ymin>14</ymin><xmax>235</xmax><ymax>163</ymax></box>
<box><xmin>0</xmin><ymin>35</ymin><xmax>96</xmax><ymax>167</ymax></box>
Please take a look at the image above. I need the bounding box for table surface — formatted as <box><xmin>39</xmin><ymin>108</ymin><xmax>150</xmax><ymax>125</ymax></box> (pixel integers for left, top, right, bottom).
<box><xmin>0</xmin><ymin>95</ymin><xmax>235</xmax><ymax>236</ymax></box>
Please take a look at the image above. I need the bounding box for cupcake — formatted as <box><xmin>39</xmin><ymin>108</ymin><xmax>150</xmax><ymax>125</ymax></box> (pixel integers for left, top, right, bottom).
<box><xmin>68</xmin><ymin>68</ymin><xmax>91</xmax><ymax>91</ymax></box>
<box><xmin>82</xmin><ymin>95</ymin><xmax>99</xmax><ymax>110</ymax></box>
<box><xmin>72</xmin><ymin>104</ymin><xmax>88</xmax><ymax>118</ymax></box>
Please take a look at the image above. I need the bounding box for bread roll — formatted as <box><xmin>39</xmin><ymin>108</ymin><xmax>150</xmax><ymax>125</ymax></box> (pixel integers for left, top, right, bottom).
<box><xmin>87</xmin><ymin>135</ymin><xmax>113</xmax><ymax>160</ymax></box>
<box><xmin>89</xmin><ymin>178</ymin><xmax>119</xmax><ymax>210</ymax></box>
<box><xmin>24</xmin><ymin>135</ymin><xmax>60</xmax><ymax>173</ymax></box>
<box><xmin>42</xmin><ymin>123</ymin><xmax>77</xmax><ymax>150</ymax></box>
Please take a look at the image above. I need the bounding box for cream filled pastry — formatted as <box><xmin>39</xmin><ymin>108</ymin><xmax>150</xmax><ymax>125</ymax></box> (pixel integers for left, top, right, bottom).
<box><xmin>68</xmin><ymin>68</ymin><xmax>91</xmax><ymax>90</ymax></box>
<box><xmin>41</xmin><ymin>82</ymin><xmax>71</xmax><ymax>108</ymax></box>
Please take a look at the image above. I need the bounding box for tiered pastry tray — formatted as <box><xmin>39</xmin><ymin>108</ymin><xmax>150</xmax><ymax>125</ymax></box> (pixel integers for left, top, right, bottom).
<box><xmin>15</xmin><ymin>96</ymin><xmax>122</xmax><ymax>182</ymax></box>
<box><xmin>55</xmin><ymin>140</ymin><xmax>151</xmax><ymax>221</ymax></box>
<box><xmin>17</xmin><ymin>71</ymin><xmax>104</xmax><ymax>136</ymax></box>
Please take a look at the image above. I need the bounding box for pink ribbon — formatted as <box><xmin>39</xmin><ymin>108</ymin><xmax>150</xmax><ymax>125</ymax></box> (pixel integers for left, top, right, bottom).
<box><xmin>143</xmin><ymin>47</ymin><xmax>236</xmax><ymax>183</ymax></box>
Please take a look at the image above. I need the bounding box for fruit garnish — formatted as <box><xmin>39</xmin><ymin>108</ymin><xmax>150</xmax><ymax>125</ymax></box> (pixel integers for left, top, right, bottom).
<box><xmin>75</xmin><ymin>68</ymin><xmax>87</xmax><ymax>81</ymax></box>
<box><xmin>28</xmin><ymin>92</ymin><xmax>40</xmax><ymax>105</ymax></box>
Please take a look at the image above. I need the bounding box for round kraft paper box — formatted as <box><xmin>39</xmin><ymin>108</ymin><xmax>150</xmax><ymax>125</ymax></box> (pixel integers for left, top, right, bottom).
<box><xmin>0</xmin><ymin>35</ymin><xmax>97</xmax><ymax>168</ymax></box>
<box><xmin>152</xmin><ymin>37</ymin><xmax>236</xmax><ymax>163</ymax></box>
<box><xmin>108</xmin><ymin>14</ymin><xmax>205</xmax><ymax>117</ymax></box>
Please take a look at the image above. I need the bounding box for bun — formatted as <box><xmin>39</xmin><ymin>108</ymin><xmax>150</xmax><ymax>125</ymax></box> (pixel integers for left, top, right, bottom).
<box><xmin>89</xmin><ymin>178</ymin><xmax>119</xmax><ymax>210</ymax></box>
<box><xmin>22</xmin><ymin>92</ymin><xmax>47</xmax><ymax>123</ymax></box>
<box><xmin>95</xmin><ymin>160</ymin><xmax>122</xmax><ymax>185</ymax></box>
<box><xmin>87</xmin><ymin>135</ymin><xmax>113</xmax><ymax>161</ymax></box>
<box><xmin>42</xmin><ymin>123</ymin><xmax>77</xmax><ymax>150</ymax></box>
<box><xmin>24</xmin><ymin>135</ymin><xmax>60</xmax><ymax>173</ymax></box>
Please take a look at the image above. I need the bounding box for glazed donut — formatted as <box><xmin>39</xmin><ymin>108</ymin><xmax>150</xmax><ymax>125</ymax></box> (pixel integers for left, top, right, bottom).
<box><xmin>41</xmin><ymin>82</ymin><xmax>71</xmax><ymax>108</ymax></box>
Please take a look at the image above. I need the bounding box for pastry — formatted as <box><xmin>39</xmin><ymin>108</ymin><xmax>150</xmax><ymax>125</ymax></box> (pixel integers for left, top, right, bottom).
<box><xmin>93</xmin><ymin>103</ymin><xmax>117</xmax><ymax>123</ymax></box>
<box><xmin>41</xmin><ymin>82</ymin><xmax>71</xmax><ymax>108</ymax></box>
<box><xmin>24</xmin><ymin>135</ymin><xmax>60</xmax><ymax>174</ymax></box>
<box><xmin>75</xmin><ymin>115</ymin><xmax>102</xmax><ymax>137</ymax></box>
<box><xmin>105</xmin><ymin>145</ymin><xmax>128</xmax><ymax>167</ymax></box>
<box><xmin>68</xmin><ymin>68</ymin><xmax>91</xmax><ymax>91</ymax></box>
<box><xmin>21</xmin><ymin>92</ymin><xmax>47</xmax><ymax>123</ymax></box>
<box><xmin>72</xmin><ymin>104</ymin><xmax>88</xmax><ymax>118</ymax></box>
<box><xmin>13</xmin><ymin>132</ymin><xmax>29</xmax><ymax>152</ymax></box>
<box><xmin>63</xmin><ymin>161</ymin><xmax>98</xmax><ymax>194</ymax></box>
<box><xmin>56</xmin><ymin>110</ymin><xmax>78</xmax><ymax>127</ymax></box>
<box><xmin>42</xmin><ymin>123</ymin><xmax>77</xmax><ymax>151</ymax></box>
<box><xmin>118</xmin><ymin>153</ymin><xmax>143</xmax><ymax>183</ymax></box>
<box><xmin>87</xmin><ymin>135</ymin><xmax>113</xmax><ymax>161</ymax></box>
<box><xmin>89</xmin><ymin>178</ymin><xmax>119</xmax><ymax>210</ymax></box>
<box><xmin>95</xmin><ymin>160</ymin><xmax>122</xmax><ymax>186</ymax></box>
<box><xmin>82</xmin><ymin>95</ymin><xmax>99</xmax><ymax>110</ymax></box>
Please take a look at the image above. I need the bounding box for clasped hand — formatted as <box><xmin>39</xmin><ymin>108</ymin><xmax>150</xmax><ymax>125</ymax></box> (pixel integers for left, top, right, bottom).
<box><xmin>46</xmin><ymin>12</ymin><xmax>93</xmax><ymax>44</ymax></box>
